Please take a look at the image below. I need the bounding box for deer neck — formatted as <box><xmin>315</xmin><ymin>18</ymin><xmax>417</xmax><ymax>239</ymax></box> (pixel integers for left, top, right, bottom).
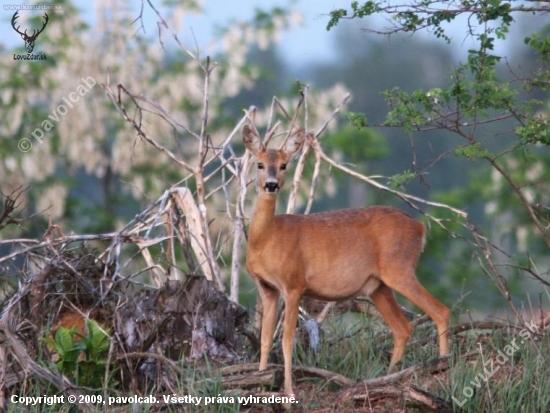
<box><xmin>249</xmin><ymin>191</ymin><xmax>278</xmax><ymax>244</ymax></box>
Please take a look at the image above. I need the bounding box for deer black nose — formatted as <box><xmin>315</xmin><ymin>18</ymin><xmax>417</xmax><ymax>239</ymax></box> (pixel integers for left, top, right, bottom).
<box><xmin>264</xmin><ymin>181</ymin><xmax>279</xmax><ymax>193</ymax></box>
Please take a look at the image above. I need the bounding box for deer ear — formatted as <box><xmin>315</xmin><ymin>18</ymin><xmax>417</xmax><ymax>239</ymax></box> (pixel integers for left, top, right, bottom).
<box><xmin>282</xmin><ymin>129</ymin><xmax>305</xmax><ymax>158</ymax></box>
<box><xmin>242</xmin><ymin>125</ymin><xmax>264</xmax><ymax>155</ymax></box>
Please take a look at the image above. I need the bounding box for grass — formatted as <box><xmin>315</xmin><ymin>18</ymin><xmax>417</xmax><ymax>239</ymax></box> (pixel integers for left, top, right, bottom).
<box><xmin>446</xmin><ymin>327</ymin><xmax>550</xmax><ymax>413</ymax></box>
<box><xmin>287</xmin><ymin>311</ymin><xmax>549</xmax><ymax>412</ymax></box>
<box><xmin>4</xmin><ymin>310</ymin><xmax>549</xmax><ymax>412</ymax></box>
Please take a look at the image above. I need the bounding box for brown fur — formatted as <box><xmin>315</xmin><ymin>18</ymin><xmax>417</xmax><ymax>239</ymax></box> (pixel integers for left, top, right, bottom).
<box><xmin>243</xmin><ymin>125</ymin><xmax>450</xmax><ymax>401</ymax></box>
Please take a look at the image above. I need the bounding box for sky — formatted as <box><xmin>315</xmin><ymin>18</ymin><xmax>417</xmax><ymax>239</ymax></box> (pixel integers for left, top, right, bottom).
<box><xmin>1</xmin><ymin>0</ymin><xmax>345</xmax><ymax>64</ymax></box>
<box><xmin>1</xmin><ymin>1</ymin><xmax>547</xmax><ymax>68</ymax></box>
<box><xmin>189</xmin><ymin>0</ymin><xmax>343</xmax><ymax>63</ymax></box>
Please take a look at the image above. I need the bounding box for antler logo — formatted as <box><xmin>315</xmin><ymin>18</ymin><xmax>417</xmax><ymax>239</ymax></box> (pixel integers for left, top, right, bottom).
<box><xmin>11</xmin><ymin>11</ymin><xmax>49</xmax><ymax>54</ymax></box>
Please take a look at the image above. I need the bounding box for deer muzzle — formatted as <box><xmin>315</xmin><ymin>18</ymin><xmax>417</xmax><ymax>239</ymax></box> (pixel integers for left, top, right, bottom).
<box><xmin>264</xmin><ymin>179</ymin><xmax>279</xmax><ymax>193</ymax></box>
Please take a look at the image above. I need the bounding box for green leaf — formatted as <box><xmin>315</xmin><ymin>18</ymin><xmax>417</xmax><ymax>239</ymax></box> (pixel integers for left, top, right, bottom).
<box><xmin>55</xmin><ymin>327</ymin><xmax>77</xmax><ymax>356</ymax></box>
<box><xmin>85</xmin><ymin>320</ymin><xmax>109</xmax><ymax>361</ymax></box>
<box><xmin>327</xmin><ymin>9</ymin><xmax>347</xmax><ymax>30</ymax></box>
<box><xmin>454</xmin><ymin>143</ymin><xmax>492</xmax><ymax>159</ymax></box>
<box><xmin>347</xmin><ymin>112</ymin><xmax>367</xmax><ymax>129</ymax></box>
<box><xmin>387</xmin><ymin>170</ymin><xmax>416</xmax><ymax>189</ymax></box>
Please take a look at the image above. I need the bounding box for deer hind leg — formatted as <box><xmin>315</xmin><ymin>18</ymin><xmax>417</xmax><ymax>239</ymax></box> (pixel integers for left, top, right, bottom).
<box><xmin>370</xmin><ymin>282</ymin><xmax>413</xmax><ymax>371</ymax></box>
<box><xmin>382</xmin><ymin>270</ymin><xmax>450</xmax><ymax>358</ymax></box>
<box><xmin>257</xmin><ymin>281</ymin><xmax>280</xmax><ymax>371</ymax></box>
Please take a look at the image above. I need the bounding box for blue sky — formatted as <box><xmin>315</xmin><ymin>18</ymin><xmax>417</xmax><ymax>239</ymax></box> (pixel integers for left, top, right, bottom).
<box><xmin>2</xmin><ymin>1</ymin><xmax>546</xmax><ymax>68</ymax></box>
<box><xmin>1</xmin><ymin>0</ymin><xmax>344</xmax><ymax>64</ymax></box>
<box><xmin>191</xmin><ymin>0</ymin><xmax>342</xmax><ymax>63</ymax></box>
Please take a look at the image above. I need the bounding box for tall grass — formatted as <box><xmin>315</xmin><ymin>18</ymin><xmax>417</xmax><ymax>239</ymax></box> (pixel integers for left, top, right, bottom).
<box><xmin>5</xmin><ymin>311</ymin><xmax>549</xmax><ymax>412</ymax></box>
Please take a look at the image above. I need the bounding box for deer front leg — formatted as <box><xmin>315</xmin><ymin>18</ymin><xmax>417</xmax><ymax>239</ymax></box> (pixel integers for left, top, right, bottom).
<box><xmin>281</xmin><ymin>291</ymin><xmax>301</xmax><ymax>398</ymax></box>
<box><xmin>257</xmin><ymin>282</ymin><xmax>280</xmax><ymax>371</ymax></box>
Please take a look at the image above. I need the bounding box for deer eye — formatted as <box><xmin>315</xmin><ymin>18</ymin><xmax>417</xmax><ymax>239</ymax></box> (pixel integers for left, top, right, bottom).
<box><xmin>257</xmin><ymin>162</ymin><xmax>264</xmax><ymax>170</ymax></box>
<box><xmin>280</xmin><ymin>163</ymin><xmax>287</xmax><ymax>171</ymax></box>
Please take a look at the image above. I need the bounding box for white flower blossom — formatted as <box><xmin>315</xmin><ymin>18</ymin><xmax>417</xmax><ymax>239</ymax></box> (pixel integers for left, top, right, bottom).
<box><xmin>37</xmin><ymin>184</ymin><xmax>67</xmax><ymax>221</ymax></box>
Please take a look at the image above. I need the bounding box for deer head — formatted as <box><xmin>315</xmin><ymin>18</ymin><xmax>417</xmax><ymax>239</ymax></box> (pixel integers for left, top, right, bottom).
<box><xmin>242</xmin><ymin>125</ymin><xmax>305</xmax><ymax>194</ymax></box>
<box><xmin>11</xmin><ymin>11</ymin><xmax>49</xmax><ymax>54</ymax></box>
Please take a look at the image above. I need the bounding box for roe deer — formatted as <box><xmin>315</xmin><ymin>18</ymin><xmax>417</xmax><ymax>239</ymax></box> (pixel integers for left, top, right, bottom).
<box><xmin>243</xmin><ymin>124</ymin><xmax>450</xmax><ymax>400</ymax></box>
